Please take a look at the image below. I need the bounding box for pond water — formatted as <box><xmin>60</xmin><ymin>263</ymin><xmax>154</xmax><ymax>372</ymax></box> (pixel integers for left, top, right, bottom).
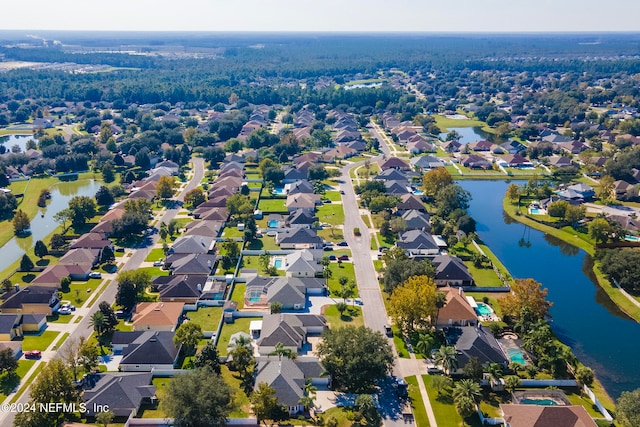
<box><xmin>461</xmin><ymin>180</ymin><xmax>640</xmax><ymax>399</ymax></box>
<box><xmin>0</xmin><ymin>134</ymin><xmax>38</xmax><ymax>153</ymax></box>
<box><xmin>439</xmin><ymin>127</ymin><xmax>504</xmax><ymax>144</ymax></box>
<box><xmin>0</xmin><ymin>178</ymin><xmax>101</xmax><ymax>272</ymax></box>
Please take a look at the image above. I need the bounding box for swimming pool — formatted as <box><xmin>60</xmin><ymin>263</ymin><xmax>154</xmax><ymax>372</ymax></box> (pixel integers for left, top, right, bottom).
<box><xmin>268</xmin><ymin>220</ymin><xmax>279</xmax><ymax>228</ymax></box>
<box><xmin>273</xmin><ymin>188</ymin><xmax>286</xmax><ymax>195</ymax></box>
<box><xmin>273</xmin><ymin>259</ymin><xmax>283</xmax><ymax>268</ymax></box>
<box><xmin>412</xmin><ymin>189</ymin><xmax>424</xmax><ymax>195</ymax></box>
<box><xmin>249</xmin><ymin>297</ymin><xmax>262</xmax><ymax>303</ymax></box>
<box><xmin>474</xmin><ymin>302</ymin><xmax>493</xmax><ymax>316</ymax></box>
<box><xmin>507</xmin><ymin>348</ymin><xmax>526</xmax><ymax>365</ymax></box>
<box><xmin>520</xmin><ymin>398</ymin><xmax>557</xmax><ymax>406</ymax></box>
<box><xmin>625</xmin><ymin>235</ymin><xmax>639</xmax><ymax>242</ymax></box>
<box><xmin>530</xmin><ymin>208</ymin><xmax>542</xmax><ymax>214</ymax></box>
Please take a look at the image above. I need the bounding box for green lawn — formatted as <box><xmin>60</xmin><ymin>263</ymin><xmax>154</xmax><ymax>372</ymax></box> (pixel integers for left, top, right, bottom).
<box><xmin>139</xmin><ymin>377</ymin><xmax>172</xmax><ymax>418</ymax></box>
<box><xmin>230</xmin><ymin>283</ymin><xmax>245</xmax><ymax>310</ymax></box>
<box><xmin>563</xmin><ymin>387</ymin><xmax>607</xmax><ymax>418</ymax></box>
<box><xmin>221</xmin><ymin>227</ymin><xmax>245</xmax><ymax>238</ymax></box>
<box><xmin>323</xmin><ymin>304</ymin><xmax>364</xmax><ymax>329</ymax></box>
<box><xmin>184</xmin><ymin>307</ymin><xmax>223</xmax><ymax>331</ymax></box>
<box><xmin>216</xmin><ymin>318</ymin><xmax>258</xmax><ymax>356</ymax></box>
<box><xmin>327</xmin><ymin>262</ymin><xmax>356</xmax><ymax>296</ymax></box>
<box><xmin>46</xmin><ymin>312</ymin><xmax>75</xmax><ymax>324</ymax></box>
<box><xmin>22</xmin><ymin>331</ymin><xmax>59</xmax><ymax>351</ymax></box>
<box><xmin>138</xmin><ymin>266</ymin><xmax>169</xmax><ymax>279</ymax></box>
<box><xmin>361</xmin><ymin>215</ymin><xmax>372</xmax><ymax>228</ymax></box>
<box><xmin>405</xmin><ymin>376</ymin><xmax>430</xmax><ymax>427</ymax></box>
<box><xmin>246</xmin><ymin>235</ymin><xmax>280</xmax><ymax>251</ymax></box>
<box><xmin>221</xmin><ymin>365</ymin><xmax>251</xmax><ymax>417</ymax></box>
<box><xmin>433</xmin><ymin>114</ymin><xmax>485</xmax><ymax>131</ymax></box>
<box><xmin>317</xmin><ymin>203</ymin><xmax>345</xmax><ymax>226</ymax></box>
<box><xmin>373</xmin><ymin>260</ymin><xmax>384</xmax><ymax>272</ymax></box>
<box><xmin>0</xmin><ymin>359</ymin><xmax>36</xmax><ymax>400</ymax></box>
<box><xmin>321</xmin><ymin>407</ymin><xmax>355</xmax><ymax>427</ymax></box>
<box><xmin>423</xmin><ymin>375</ymin><xmax>482</xmax><ymax>427</ymax></box>
<box><xmin>464</xmin><ymin>262</ymin><xmax>505</xmax><ymax>288</ymax></box>
<box><xmin>317</xmin><ymin>227</ymin><xmax>344</xmax><ymax>242</ymax></box>
<box><xmin>144</xmin><ymin>247</ymin><xmax>166</xmax><ymax>262</ymax></box>
<box><xmin>60</xmin><ymin>278</ymin><xmax>102</xmax><ymax>306</ymax></box>
<box><xmin>257</xmin><ymin>198</ymin><xmax>288</xmax><ymax>213</ymax></box>
<box><xmin>324</xmin><ymin>191</ymin><xmax>343</xmax><ymax>202</ymax></box>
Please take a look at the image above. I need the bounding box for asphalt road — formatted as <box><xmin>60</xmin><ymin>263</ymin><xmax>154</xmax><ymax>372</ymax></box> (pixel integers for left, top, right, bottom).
<box><xmin>1</xmin><ymin>158</ymin><xmax>204</xmax><ymax>426</ymax></box>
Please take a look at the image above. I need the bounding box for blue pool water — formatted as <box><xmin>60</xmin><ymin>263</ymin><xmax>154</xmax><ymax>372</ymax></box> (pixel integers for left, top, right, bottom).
<box><xmin>273</xmin><ymin>188</ymin><xmax>286</xmax><ymax>195</ymax></box>
<box><xmin>274</xmin><ymin>259</ymin><xmax>283</xmax><ymax>268</ymax></box>
<box><xmin>625</xmin><ymin>235</ymin><xmax>639</xmax><ymax>242</ymax></box>
<box><xmin>268</xmin><ymin>220</ymin><xmax>279</xmax><ymax>227</ymax></box>
<box><xmin>412</xmin><ymin>189</ymin><xmax>424</xmax><ymax>195</ymax></box>
<box><xmin>249</xmin><ymin>297</ymin><xmax>262</xmax><ymax>303</ymax></box>
<box><xmin>530</xmin><ymin>208</ymin><xmax>541</xmax><ymax>214</ymax></box>
<box><xmin>507</xmin><ymin>348</ymin><xmax>526</xmax><ymax>365</ymax></box>
<box><xmin>474</xmin><ymin>302</ymin><xmax>493</xmax><ymax>316</ymax></box>
<box><xmin>520</xmin><ymin>399</ymin><xmax>557</xmax><ymax>406</ymax></box>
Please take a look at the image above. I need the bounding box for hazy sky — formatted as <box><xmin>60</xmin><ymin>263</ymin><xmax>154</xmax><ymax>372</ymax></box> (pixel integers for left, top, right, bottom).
<box><xmin>3</xmin><ymin>0</ymin><xmax>640</xmax><ymax>32</ymax></box>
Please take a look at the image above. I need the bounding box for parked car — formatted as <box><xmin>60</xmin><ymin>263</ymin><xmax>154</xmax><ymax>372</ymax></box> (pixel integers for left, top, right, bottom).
<box><xmin>58</xmin><ymin>307</ymin><xmax>72</xmax><ymax>315</ymax></box>
<box><xmin>338</xmin><ymin>255</ymin><xmax>349</xmax><ymax>261</ymax></box>
<box><xmin>384</xmin><ymin>324</ymin><xmax>393</xmax><ymax>337</ymax></box>
<box><xmin>153</xmin><ymin>260</ymin><xmax>164</xmax><ymax>267</ymax></box>
<box><xmin>340</xmin><ymin>190</ymin><xmax>345</xmax><ymax>195</ymax></box>
<box><xmin>328</xmin><ymin>255</ymin><xmax>337</xmax><ymax>261</ymax></box>
<box><xmin>89</xmin><ymin>271</ymin><xmax>102</xmax><ymax>279</ymax></box>
<box><xmin>25</xmin><ymin>350</ymin><xmax>41</xmax><ymax>359</ymax></box>
<box><xmin>379</xmin><ymin>246</ymin><xmax>389</xmax><ymax>252</ymax></box>
<box><xmin>337</xmin><ymin>241</ymin><xmax>348</xmax><ymax>247</ymax></box>
<box><xmin>323</xmin><ymin>246</ymin><xmax>333</xmax><ymax>251</ymax></box>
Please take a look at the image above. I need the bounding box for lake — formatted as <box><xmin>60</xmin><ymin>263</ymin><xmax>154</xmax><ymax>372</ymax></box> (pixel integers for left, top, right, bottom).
<box><xmin>0</xmin><ymin>178</ymin><xmax>101</xmax><ymax>272</ymax></box>
<box><xmin>0</xmin><ymin>134</ymin><xmax>38</xmax><ymax>153</ymax></box>
<box><xmin>440</xmin><ymin>127</ymin><xmax>505</xmax><ymax>144</ymax></box>
<box><xmin>461</xmin><ymin>179</ymin><xmax>640</xmax><ymax>399</ymax></box>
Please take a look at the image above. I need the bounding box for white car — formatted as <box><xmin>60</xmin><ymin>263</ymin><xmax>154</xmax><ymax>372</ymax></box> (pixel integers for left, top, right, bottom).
<box><xmin>58</xmin><ymin>308</ymin><xmax>72</xmax><ymax>315</ymax></box>
<box><xmin>153</xmin><ymin>260</ymin><xmax>164</xmax><ymax>267</ymax></box>
<box><xmin>89</xmin><ymin>272</ymin><xmax>102</xmax><ymax>279</ymax></box>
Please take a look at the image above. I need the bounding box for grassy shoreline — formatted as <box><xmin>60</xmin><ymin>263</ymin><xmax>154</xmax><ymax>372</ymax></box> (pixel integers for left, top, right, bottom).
<box><xmin>502</xmin><ymin>196</ymin><xmax>640</xmax><ymax>323</ymax></box>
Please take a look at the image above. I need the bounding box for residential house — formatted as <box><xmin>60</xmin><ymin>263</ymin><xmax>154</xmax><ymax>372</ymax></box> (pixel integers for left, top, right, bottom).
<box><xmin>112</xmin><ymin>331</ymin><xmax>181</xmax><ymax>372</ymax></box>
<box><xmin>445</xmin><ymin>326</ymin><xmax>509</xmax><ymax>373</ymax></box>
<box><xmin>401</xmin><ymin>209</ymin><xmax>431</xmax><ymax>232</ymax></box>
<box><xmin>613</xmin><ymin>180</ymin><xmax>636</xmax><ymax>200</ymax></box>
<box><xmin>542</xmin><ymin>134</ymin><xmax>572</xmax><ymax>144</ymax></box>
<box><xmin>346</xmin><ymin>140</ymin><xmax>367</xmax><ymax>152</ymax></box>
<box><xmin>285</xmin><ymin>180</ymin><xmax>314</xmax><ymax>195</ymax></box>
<box><xmin>0</xmin><ymin>286</ymin><xmax>60</xmax><ymax>315</ymax></box>
<box><xmin>282</xmin><ymin>249</ymin><xmax>324</xmax><ymax>278</ymax></box>
<box><xmin>379</xmin><ymin>157</ymin><xmax>411</xmax><ymax>171</ymax></box>
<box><xmin>565</xmin><ymin>183</ymin><xmax>595</xmax><ymax>200</ymax></box>
<box><xmin>499</xmin><ymin>404</ymin><xmax>598</xmax><ymax>427</ymax></box>
<box><xmin>410</xmin><ymin>156</ymin><xmax>445</xmax><ymax>171</ymax></box>
<box><xmin>396</xmin><ymin>194</ymin><xmax>426</xmax><ymax>213</ymax></box>
<box><xmin>82</xmin><ymin>372</ymin><xmax>156</xmax><ymax>418</ymax></box>
<box><xmin>165</xmin><ymin>253</ymin><xmax>216</xmax><ymax>275</ymax></box>
<box><xmin>0</xmin><ymin>314</ymin><xmax>22</xmax><ymax>341</ymax></box>
<box><xmin>184</xmin><ymin>220</ymin><xmax>224</xmax><ymax>238</ymax></box>
<box><xmin>323</xmin><ymin>146</ymin><xmax>357</xmax><ymax>161</ymax></box>
<box><xmin>276</xmin><ymin>228</ymin><xmax>323</xmax><ymax>249</ymax></box>
<box><xmin>374</xmin><ymin>168</ymin><xmax>408</xmax><ymax>182</ymax></box>
<box><xmin>0</xmin><ymin>341</ymin><xmax>22</xmax><ymax>359</ymax></box>
<box><xmin>245</xmin><ymin>276</ymin><xmax>326</xmax><ymax>310</ymax></box>
<box><xmin>254</xmin><ymin>357</ymin><xmax>328</xmax><ymax>416</ymax></box>
<box><xmin>441</xmin><ymin>140</ymin><xmax>462</xmax><ymax>153</ymax></box>
<box><xmin>548</xmin><ymin>156</ymin><xmax>574</xmax><ymax>168</ymax></box>
<box><xmin>433</xmin><ymin>255</ymin><xmax>474</xmax><ymax>287</ymax></box>
<box><xmin>70</xmin><ymin>233</ymin><xmax>114</xmax><ymax>254</ymax></box>
<box><xmin>192</xmin><ymin>206</ymin><xmax>229</xmax><ymax>221</ymax></box>
<box><xmin>30</xmin><ymin>263</ymin><xmax>92</xmax><ymax>288</ymax></box>
<box><xmin>384</xmin><ymin>180</ymin><xmax>411</xmax><ymax>196</ymax></box>
<box><xmin>170</xmin><ymin>234</ymin><xmax>216</xmax><ymax>254</ymax></box>
<box><xmin>256</xmin><ymin>313</ymin><xmax>326</xmax><ymax>355</ymax></box>
<box><xmin>502</xmin><ymin>154</ymin><xmax>532</xmax><ymax>168</ymax></box>
<box><xmin>435</xmin><ymin>287</ymin><xmax>478</xmax><ymax>328</ymax></box>
<box><xmin>286</xmin><ymin>209</ymin><xmax>317</xmax><ymax>229</ymax></box>
<box><xmin>560</xmin><ymin>140</ymin><xmax>588</xmax><ymax>155</ymax></box>
<box><xmin>461</xmin><ymin>154</ymin><xmax>492</xmax><ymax>170</ymax></box>
<box><xmin>293</xmin><ymin>152</ymin><xmax>321</xmax><ymax>166</ymax></box>
<box><xmin>469</xmin><ymin>140</ymin><xmax>495</xmax><ymax>152</ymax></box>
<box><xmin>282</xmin><ymin>168</ymin><xmax>308</xmax><ymax>184</ymax></box>
<box><xmin>396</xmin><ymin>229</ymin><xmax>441</xmax><ymax>257</ymax></box>
<box><xmin>407</xmin><ymin>138</ymin><xmax>436</xmax><ymax>154</ymax></box>
<box><xmin>151</xmin><ymin>275</ymin><xmax>207</xmax><ymax>304</ymax></box>
<box><xmin>500</xmin><ymin>140</ymin><xmax>526</xmax><ymax>154</ymax></box>
<box><xmin>131</xmin><ymin>302</ymin><xmax>184</xmax><ymax>332</ymax></box>
<box><xmin>285</xmin><ymin>193</ymin><xmax>320</xmax><ymax>213</ymax></box>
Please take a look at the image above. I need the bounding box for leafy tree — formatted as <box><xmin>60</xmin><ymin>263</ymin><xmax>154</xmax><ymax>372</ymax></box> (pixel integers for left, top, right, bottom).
<box><xmin>597</xmin><ymin>175</ymin><xmax>615</xmax><ymax>201</ymax></box>
<box><xmin>435</xmin><ymin>184</ymin><xmax>471</xmax><ymax>218</ymax></box>
<box><xmin>184</xmin><ymin>187</ymin><xmax>206</xmax><ymax>208</ymax></box>
<box><xmin>251</xmin><ymin>383</ymin><xmax>289</xmax><ymax>426</ymax></box>
<box><xmin>226</xmin><ymin>194</ymin><xmax>253</xmax><ymax>219</ymax></box>
<box><xmin>115</xmin><ymin>279</ymin><xmax>137</xmax><ymax>310</ymax></box>
<box><xmin>221</xmin><ymin>239</ymin><xmax>240</xmax><ymax>259</ymax></box>
<box><xmin>13</xmin><ymin>359</ymin><xmax>80</xmax><ymax>427</ymax></box>
<box><xmin>388</xmin><ymin>275</ymin><xmax>438</xmax><ymax>332</ymax></box>
<box><xmin>54</xmin><ymin>208</ymin><xmax>74</xmax><ymax>231</ymax></box>
<box><xmin>0</xmin><ymin>347</ymin><xmax>18</xmax><ymax>374</ymax></box>
<box><xmin>34</xmin><ymin>240</ymin><xmax>48</xmax><ymax>259</ymax></box>
<box><xmin>317</xmin><ymin>325</ymin><xmax>394</xmax><ymax>393</ymax></box>
<box><xmin>20</xmin><ymin>254</ymin><xmax>34</xmax><ymax>271</ymax></box>
<box><xmin>547</xmin><ymin>200</ymin><xmax>569</xmax><ymax>218</ymax></box>
<box><xmin>156</xmin><ymin>175</ymin><xmax>176</xmax><ymax>200</ymax></box>
<box><xmin>422</xmin><ymin>167</ymin><xmax>453</xmax><ymax>197</ymax></box>
<box><xmin>95</xmin><ymin>185</ymin><xmax>114</xmax><ymax>206</ymax></box>
<box><xmin>228</xmin><ymin>344</ymin><xmax>255</xmax><ymax>393</ymax></box>
<box><xmin>575</xmin><ymin>365</ymin><xmax>594</xmax><ymax>387</ymax></box>
<box><xmin>193</xmin><ymin>341</ymin><xmax>222</xmax><ymax>374</ymax></box>
<box><xmin>564</xmin><ymin>204</ymin><xmax>586</xmax><ymax>224</ymax></box>
<box><xmin>381</xmin><ymin>257</ymin><xmax>435</xmax><ymax>293</ymax></box>
<box><xmin>589</xmin><ymin>217</ymin><xmax>612</xmax><ymax>244</ymax></box>
<box><xmin>0</xmin><ymin>192</ymin><xmax>18</xmax><ymax>219</ymax></box>
<box><xmin>616</xmin><ymin>388</ymin><xmax>640</xmax><ymax>427</ymax></box>
<box><xmin>100</xmin><ymin>246</ymin><xmax>115</xmax><ymax>264</ymax></box>
<box><xmin>501</xmin><ymin>278</ymin><xmax>552</xmax><ymax>324</ymax></box>
<box><xmin>431</xmin><ymin>375</ymin><xmax>453</xmax><ymax>396</ymax></box>
<box><xmin>415</xmin><ymin>331</ymin><xmax>437</xmax><ymax>358</ymax></box>
<box><xmin>268</xmin><ymin>342</ymin><xmax>296</xmax><ymax>361</ymax></box>
<box><xmin>12</xmin><ymin>209</ymin><xmax>30</xmax><ymax>234</ymax></box>
<box><xmin>270</xmin><ymin>301</ymin><xmax>283</xmax><ymax>314</ymax></box>
<box><xmin>60</xmin><ymin>276</ymin><xmax>72</xmax><ymax>291</ymax></box>
<box><xmin>161</xmin><ymin>368</ymin><xmax>233</xmax><ymax>427</ymax></box>
<box><xmin>101</xmin><ymin>162</ymin><xmax>115</xmax><ymax>183</ymax></box>
<box><xmin>335</xmin><ymin>301</ymin><xmax>348</xmax><ymax>317</ymax></box>
<box><xmin>463</xmin><ymin>356</ymin><xmax>483</xmax><ymax>381</ymax></box>
<box><xmin>50</xmin><ymin>233</ymin><xmax>67</xmax><ymax>250</ymax></box>
<box><xmin>90</xmin><ymin>311</ymin><xmax>107</xmax><ymax>337</ymax></box>
<box><xmin>1</xmin><ymin>278</ymin><xmax>12</xmax><ymax>293</ymax></box>
<box><xmin>95</xmin><ymin>409</ymin><xmax>115</xmax><ymax>427</ymax></box>
<box><xmin>68</xmin><ymin>195</ymin><xmax>97</xmax><ymax>228</ymax></box>
<box><xmin>433</xmin><ymin>346</ymin><xmax>458</xmax><ymax>375</ymax></box>
<box><xmin>485</xmin><ymin>362</ymin><xmax>504</xmax><ymax>386</ymax></box>
<box><xmin>98</xmin><ymin>301</ymin><xmax>119</xmax><ymax>334</ymax></box>
<box><xmin>596</xmin><ymin>248</ymin><xmax>640</xmax><ymax>292</ymax></box>
<box><xmin>173</xmin><ymin>322</ymin><xmax>203</xmax><ymax>355</ymax></box>
<box><xmin>78</xmin><ymin>337</ymin><xmax>100</xmax><ymax>374</ymax></box>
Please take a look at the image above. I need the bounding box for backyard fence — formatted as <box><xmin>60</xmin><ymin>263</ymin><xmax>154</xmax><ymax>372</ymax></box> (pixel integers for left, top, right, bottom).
<box><xmin>583</xmin><ymin>384</ymin><xmax>614</xmax><ymax>422</ymax></box>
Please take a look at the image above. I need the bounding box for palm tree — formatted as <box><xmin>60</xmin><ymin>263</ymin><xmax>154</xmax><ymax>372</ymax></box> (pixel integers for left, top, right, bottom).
<box><xmin>268</xmin><ymin>342</ymin><xmax>296</xmax><ymax>361</ymax></box>
<box><xmin>433</xmin><ymin>292</ymin><xmax>447</xmax><ymax>326</ymax></box>
<box><xmin>414</xmin><ymin>332</ymin><xmax>435</xmax><ymax>358</ymax></box>
<box><xmin>298</xmin><ymin>379</ymin><xmax>317</xmax><ymax>413</ymax></box>
<box><xmin>90</xmin><ymin>311</ymin><xmax>106</xmax><ymax>337</ymax></box>
<box><xmin>504</xmin><ymin>375</ymin><xmax>521</xmax><ymax>394</ymax></box>
<box><xmin>485</xmin><ymin>363</ymin><xmax>504</xmax><ymax>387</ymax></box>
<box><xmin>453</xmin><ymin>378</ymin><xmax>482</xmax><ymax>403</ymax></box>
<box><xmin>229</xmin><ymin>334</ymin><xmax>252</xmax><ymax>351</ymax></box>
<box><xmin>433</xmin><ymin>346</ymin><xmax>458</xmax><ymax>375</ymax></box>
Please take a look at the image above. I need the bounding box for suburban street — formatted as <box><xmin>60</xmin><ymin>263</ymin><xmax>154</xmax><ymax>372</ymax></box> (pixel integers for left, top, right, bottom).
<box><xmin>338</xmin><ymin>126</ymin><xmax>438</xmax><ymax>427</ymax></box>
<box><xmin>0</xmin><ymin>158</ymin><xmax>205</xmax><ymax>427</ymax></box>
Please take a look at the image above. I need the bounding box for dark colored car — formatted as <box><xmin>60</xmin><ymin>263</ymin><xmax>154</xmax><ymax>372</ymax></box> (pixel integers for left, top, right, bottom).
<box><xmin>338</xmin><ymin>255</ymin><xmax>349</xmax><ymax>261</ymax></box>
<box><xmin>25</xmin><ymin>350</ymin><xmax>41</xmax><ymax>359</ymax></box>
<box><xmin>337</xmin><ymin>241</ymin><xmax>348</xmax><ymax>247</ymax></box>
<box><xmin>328</xmin><ymin>255</ymin><xmax>337</xmax><ymax>261</ymax></box>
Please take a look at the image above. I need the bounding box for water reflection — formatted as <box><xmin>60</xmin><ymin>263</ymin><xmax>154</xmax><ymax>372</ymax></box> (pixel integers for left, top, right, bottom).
<box><xmin>544</xmin><ymin>234</ymin><xmax>580</xmax><ymax>257</ymax></box>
